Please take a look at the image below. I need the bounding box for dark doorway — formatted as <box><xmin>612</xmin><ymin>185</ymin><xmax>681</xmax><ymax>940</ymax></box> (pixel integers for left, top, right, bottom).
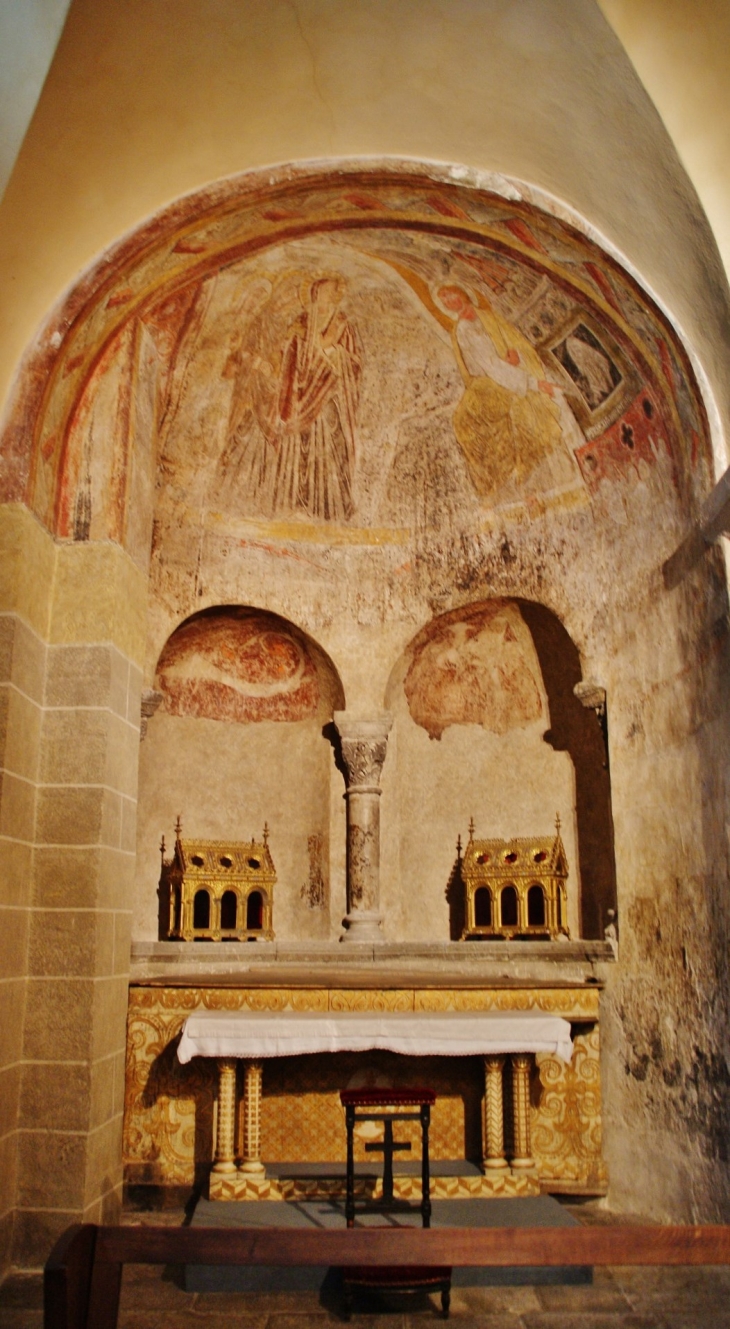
<box><xmin>527</xmin><ymin>884</ymin><xmax>546</xmax><ymax>927</ymax></box>
<box><xmin>500</xmin><ymin>885</ymin><xmax>518</xmax><ymax>928</ymax></box>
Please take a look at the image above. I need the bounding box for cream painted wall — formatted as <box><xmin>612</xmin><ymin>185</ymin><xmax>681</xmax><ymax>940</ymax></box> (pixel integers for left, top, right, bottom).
<box><xmin>599</xmin><ymin>0</ymin><xmax>730</xmax><ymax>290</ymax></box>
<box><xmin>0</xmin><ymin>0</ymin><xmax>729</xmax><ymax>469</ymax></box>
<box><xmin>0</xmin><ymin>0</ymin><xmax>71</xmax><ymax>200</ymax></box>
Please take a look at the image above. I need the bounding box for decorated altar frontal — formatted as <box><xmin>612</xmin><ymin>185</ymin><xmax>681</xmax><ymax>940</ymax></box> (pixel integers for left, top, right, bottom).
<box><xmin>123</xmin><ymin>977</ymin><xmax>608</xmax><ymax>1204</ymax></box>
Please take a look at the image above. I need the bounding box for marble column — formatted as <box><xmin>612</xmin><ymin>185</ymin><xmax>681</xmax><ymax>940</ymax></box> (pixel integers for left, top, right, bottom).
<box><xmin>334</xmin><ymin>712</ymin><xmax>393</xmax><ymax>942</ymax></box>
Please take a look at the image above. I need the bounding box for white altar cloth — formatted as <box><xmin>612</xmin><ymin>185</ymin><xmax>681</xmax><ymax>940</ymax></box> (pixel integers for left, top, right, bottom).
<box><xmin>177</xmin><ymin>1009</ymin><xmax>573</xmax><ymax>1065</ymax></box>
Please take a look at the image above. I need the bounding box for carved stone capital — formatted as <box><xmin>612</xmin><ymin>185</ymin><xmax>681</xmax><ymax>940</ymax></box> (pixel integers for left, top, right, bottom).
<box><xmin>573</xmin><ymin>680</ymin><xmax>606</xmax><ymax>716</ymax></box>
<box><xmin>334</xmin><ymin>713</ymin><xmax>393</xmax><ymax>790</ymax></box>
<box><xmin>334</xmin><ymin>713</ymin><xmax>392</xmax><ymax>943</ymax></box>
<box><xmin>140</xmin><ymin>688</ymin><xmax>164</xmax><ymax>740</ymax></box>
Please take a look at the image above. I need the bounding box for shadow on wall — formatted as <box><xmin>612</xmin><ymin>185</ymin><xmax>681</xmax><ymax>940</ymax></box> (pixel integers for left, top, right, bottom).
<box><xmin>397</xmin><ymin>597</ymin><xmax>616</xmax><ymax>942</ymax></box>
<box><xmin>518</xmin><ymin>599</ymin><xmax>616</xmax><ymax>940</ymax></box>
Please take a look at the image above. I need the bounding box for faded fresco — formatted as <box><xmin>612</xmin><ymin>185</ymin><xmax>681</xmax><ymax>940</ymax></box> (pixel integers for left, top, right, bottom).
<box><xmin>5</xmin><ymin>171</ymin><xmax>708</xmax><ymax>562</ymax></box>
<box><xmin>403</xmin><ymin>600</ymin><xmax>544</xmax><ymax>740</ymax></box>
<box><xmin>155</xmin><ymin>609</ymin><xmax>319</xmax><ymax>724</ymax></box>
<box><xmin>214</xmin><ymin>273</ymin><xmax>361</xmax><ymax>522</ymax></box>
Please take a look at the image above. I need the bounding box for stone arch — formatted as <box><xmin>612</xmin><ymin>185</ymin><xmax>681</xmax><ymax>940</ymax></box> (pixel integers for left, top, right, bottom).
<box><xmin>136</xmin><ymin>604</ymin><xmax>345</xmax><ymax>943</ymax></box>
<box><xmin>0</xmin><ymin>164</ymin><xmax>714</xmax><ymax>562</ymax></box>
<box><xmin>2</xmin><ymin>158</ymin><xmax>729</xmax><ymax>1245</ymax></box>
<box><xmin>385</xmin><ymin>595</ymin><xmax>616</xmax><ymax>941</ymax></box>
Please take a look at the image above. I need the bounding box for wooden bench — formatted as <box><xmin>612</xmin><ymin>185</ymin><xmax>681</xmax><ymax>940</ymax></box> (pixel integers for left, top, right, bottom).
<box><xmin>44</xmin><ymin>1222</ymin><xmax>730</xmax><ymax>1329</ymax></box>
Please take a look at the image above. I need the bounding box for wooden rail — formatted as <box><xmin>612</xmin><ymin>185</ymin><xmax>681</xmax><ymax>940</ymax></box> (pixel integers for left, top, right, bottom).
<box><xmin>44</xmin><ymin>1223</ymin><xmax>730</xmax><ymax>1329</ymax></box>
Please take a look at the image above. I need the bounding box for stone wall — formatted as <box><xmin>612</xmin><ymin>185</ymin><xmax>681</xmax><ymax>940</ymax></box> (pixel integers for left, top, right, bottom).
<box><xmin>0</xmin><ymin>505</ymin><xmax>146</xmax><ymax>1266</ymax></box>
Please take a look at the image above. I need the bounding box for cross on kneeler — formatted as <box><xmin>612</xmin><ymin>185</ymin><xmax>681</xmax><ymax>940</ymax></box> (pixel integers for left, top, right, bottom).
<box><xmin>365</xmin><ymin>1117</ymin><xmax>412</xmax><ymax>1206</ymax></box>
<box><xmin>340</xmin><ymin>1087</ymin><xmax>436</xmax><ymax>1229</ymax></box>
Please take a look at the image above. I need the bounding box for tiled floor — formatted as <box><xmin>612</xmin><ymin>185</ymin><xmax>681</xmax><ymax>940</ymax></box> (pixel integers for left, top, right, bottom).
<box><xmin>3</xmin><ymin>1206</ymin><xmax>730</xmax><ymax>1328</ymax></box>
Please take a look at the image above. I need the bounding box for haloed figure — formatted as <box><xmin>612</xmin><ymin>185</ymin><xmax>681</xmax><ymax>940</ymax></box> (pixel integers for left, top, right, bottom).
<box><xmin>436</xmin><ymin>283</ymin><xmax>567</xmax><ymax>500</ymax></box>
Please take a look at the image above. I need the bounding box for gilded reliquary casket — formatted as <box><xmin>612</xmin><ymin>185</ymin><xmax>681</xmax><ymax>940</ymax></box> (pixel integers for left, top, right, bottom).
<box><xmin>462</xmin><ymin>819</ymin><xmax>569</xmax><ymax>940</ymax></box>
<box><xmin>158</xmin><ymin>820</ymin><xmax>276</xmax><ymax>942</ymax></box>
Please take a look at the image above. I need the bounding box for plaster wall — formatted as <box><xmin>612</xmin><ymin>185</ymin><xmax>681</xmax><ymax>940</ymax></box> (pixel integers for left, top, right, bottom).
<box><xmin>0</xmin><ymin>0</ymin><xmax>729</xmax><ymax>465</ymax></box>
<box><xmin>599</xmin><ymin>0</ymin><xmax>730</xmax><ymax>288</ymax></box>
<box><xmin>0</xmin><ymin>0</ymin><xmax>71</xmax><ymax>201</ymax></box>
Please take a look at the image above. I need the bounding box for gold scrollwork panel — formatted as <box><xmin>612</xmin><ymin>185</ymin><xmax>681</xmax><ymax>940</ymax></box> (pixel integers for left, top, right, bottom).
<box><xmin>328</xmin><ymin>990</ymin><xmax>415</xmax><ymax>1012</ymax></box>
<box><xmin>531</xmin><ymin>1026</ymin><xmax>608</xmax><ymax>1192</ymax></box>
<box><xmin>260</xmin><ymin>1052</ymin><xmax>482</xmax><ymax>1162</ymax></box>
<box><xmin>124</xmin><ymin>1004</ymin><xmax>215</xmax><ymax>1187</ymax></box>
<box><xmin>413</xmin><ymin>989</ymin><xmax>600</xmax><ymax>1019</ymax></box>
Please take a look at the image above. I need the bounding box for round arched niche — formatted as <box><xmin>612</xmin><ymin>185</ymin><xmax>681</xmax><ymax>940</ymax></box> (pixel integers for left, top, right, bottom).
<box><xmin>134</xmin><ymin>605</ymin><xmax>345</xmax><ymax>943</ymax></box>
<box><xmin>382</xmin><ymin>598</ymin><xmax>615</xmax><ymax>942</ymax></box>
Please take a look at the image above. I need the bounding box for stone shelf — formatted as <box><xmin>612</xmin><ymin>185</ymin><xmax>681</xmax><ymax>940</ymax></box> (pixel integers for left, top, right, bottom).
<box><xmin>129</xmin><ymin>937</ymin><xmax>615</xmax><ymax>986</ymax></box>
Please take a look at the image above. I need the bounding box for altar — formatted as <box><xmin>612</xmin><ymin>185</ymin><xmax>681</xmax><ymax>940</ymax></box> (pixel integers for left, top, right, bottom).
<box><xmin>122</xmin><ymin>957</ymin><xmax>609</xmax><ymax>1205</ymax></box>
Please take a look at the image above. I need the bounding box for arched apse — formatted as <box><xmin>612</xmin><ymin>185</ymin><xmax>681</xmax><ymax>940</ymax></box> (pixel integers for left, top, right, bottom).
<box><xmin>0</xmin><ymin>164</ymin><xmax>712</xmax><ymax>566</ymax></box>
<box><xmin>383</xmin><ymin>598</ymin><xmax>615</xmax><ymax>943</ymax></box>
<box><xmin>134</xmin><ymin>605</ymin><xmax>345</xmax><ymax>943</ymax></box>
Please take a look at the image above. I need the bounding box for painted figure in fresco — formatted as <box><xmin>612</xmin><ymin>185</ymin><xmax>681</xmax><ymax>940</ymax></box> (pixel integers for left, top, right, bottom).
<box><xmin>435</xmin><ymin>283</ymin><xmax>569</xmax><ymax>500</ymax></box>
<box><xmin>379</xmin><ymin>258</ymin><xmax>582</xmax><ymax>502</ymax></box>
<box><xmin>404</xmin><ymin>601</ymin><xmax>543</xmax><ymax>740</ymax></box>
<box><xmin>216</xmin><ymin>274</ymin><xmax>361</xmax><ymax>522</ymax></box>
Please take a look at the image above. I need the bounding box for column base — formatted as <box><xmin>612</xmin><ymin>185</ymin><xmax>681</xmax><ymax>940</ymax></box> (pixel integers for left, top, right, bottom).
<box><xmin>483</xmin><ymin>1158</ymin><xmax>509</xmax><ymax>1171</ymax></box>
<box><xmin>239</xmin><ymin>1160</ymin><xmax>266</xmax><ymax>1175</ymax></box>
<box><xmin>341</xmin><ymin>911</ymin><xmax>383</xmax><ymax>942</ymax></box>
<box><xmin>510</xmin><ymin>1158</ymin><xmax>536</xmax><ymax>1170</ymax></box>
<box><xmin>212</xmin><ymin>1161</ymin><xmax>238</xmax><ymax>1174</ymax></box>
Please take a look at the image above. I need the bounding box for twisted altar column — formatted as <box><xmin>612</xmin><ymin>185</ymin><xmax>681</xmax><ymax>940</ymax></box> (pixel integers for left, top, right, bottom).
<box><xmin>483</xmin><ymin>1055</ymin><xmax>509</xmax><ymax>1171</ymax></box>
<box><xmin>334</xmin><ymin>712</ymin><xmax>393</xmax><ymax>943</ymax></box>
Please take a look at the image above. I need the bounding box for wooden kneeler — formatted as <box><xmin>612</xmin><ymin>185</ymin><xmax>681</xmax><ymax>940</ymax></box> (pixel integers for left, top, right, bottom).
<box><xmin>338</xmin><ymin>1087</ymin><xmax>446</xmax><ymax>1318</ymax></box>
<box><xmin>339</xmin><ymin>1086</ymin><xmax>436</xmax><ymax>1228</ymax></box>
<box><xmin>341</xmin><ymin>1263</ymin><xmax>451</xmax><ymax>1319</ymax></box>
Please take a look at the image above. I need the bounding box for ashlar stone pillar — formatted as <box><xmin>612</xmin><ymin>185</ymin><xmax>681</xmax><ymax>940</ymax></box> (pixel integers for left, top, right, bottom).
<box><xmin>334</xmin><ymin>712</ymin><xmax>392</xmax><ymax>942</ymax></box>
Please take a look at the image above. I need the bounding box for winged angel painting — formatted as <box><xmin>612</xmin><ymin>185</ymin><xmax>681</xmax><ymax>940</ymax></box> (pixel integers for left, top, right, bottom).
<box><xmin>212</xmin><ymin>272</ymin><xmax>361</xmax><ymax>522</ymax></box>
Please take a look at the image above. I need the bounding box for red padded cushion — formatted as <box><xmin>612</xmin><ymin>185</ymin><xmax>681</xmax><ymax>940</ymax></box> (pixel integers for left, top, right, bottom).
<box><xmin>342</xmin><ymin>1265</ymin><xmax>451</xmax><ymax>1286</ymax></box>
<box><xmin>340</xmin><ymin>1087</ymin><xmax>436</xmax><ymax>1106</ymax></box>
